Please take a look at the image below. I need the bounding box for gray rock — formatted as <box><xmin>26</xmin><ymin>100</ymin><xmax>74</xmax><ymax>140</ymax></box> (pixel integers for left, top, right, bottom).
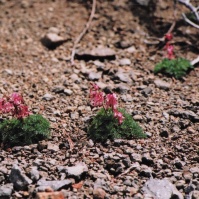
<box><xmin>141</xmin><ymin>87</ymin><xmax>152</xmax><ymax>96</ymax></box>
<box><xmin>94</xmin><ymin>179</ymin><xmax>109</xmax><ymax>192</ymax></box>
<box><xmin>48</xmin><ymin>27</ymin><xmax>60</xmax><ymax>34</ymax></box>
<box><xmin>0</xmin><ymin>183</ymin><xmax>13</xmax><ymax>199</ymax></box>
<box><xmin>133</xmin><ymin>115</ymin><xmax>143</xmax><ymax>121</ymax></box>
<box><xmin>119</xmin><ymin>58</ymin><xmax>131</xmax><ymax>66</ymax></box>
<box><xmin>37</xmin><ymin>179</ymin><xmax>73</xmax><ymax>191</ymax></box>
<box><xmin>154</xmin><ymin>79</ymin><xmax>171</xmax><ymax>90</ymax></box>
<box><xmin>0</xmin><ymin>183</ymin><xmax>13</xmax><ymax>198</ymax></box>
<box><xmin>29</xmin><ymin>166</ymin><xmax>40</xmax><ymax>182</ymax></box>
<box><xmin>64</xmin><ymin>89</ymin><xmax>73</xmax><ymax>95</ymax></box>
<box><xmin>47</xmin><ymin>142</ymin><xmax>59</xmax><ymax>152</ymax></box>
<box><xmin>130</xmin><ymin>153</ymin><xmax>142</xmax><ymax>162</ymax></box>
<box><xmin>115</xmin><ymin>40</ymin><xmax>133</xmax><ymax>49</ymax></box>
<box><xmin>62</xmin><ymin>162</ymin><xmax>88</xmax><ymax>180</ymax></box>
<box><xmin>76</xmin><ymin>47</ymin><xmax>116</xmax><ymax>60</ymax></box>
<box><xmin>168</xmin><ymin>109</ymin><xmax>199</xmax><ymax>122</ymax></box>
<box><xmin>41</xmin><ymin>33</ymin><xmax>66</xmax><ymax>49</ymax></box>
<box><xmin>190</xmin><ymin>167</ymin><xmax>199</xmax><ymax>174</ymax></box>
<box><xmin>124</xmin><ymin>179</ymin><xmax>132</xmax><ymax>186</ymax></box>
<box><xmin>142</xmin><ymin>178</ymin><xmax>183</xmax><ymax>199</ymax></box>
<box><xmin>9</xmin><ymin>164</ymin><xmax>32</xmax><ymax>191</ymax></box>
<box><xmin>42</xmin><ymin>93</ymin><xmax>54</xmax><ymax>101</ymax></box>
<box><xmin>88</xmin><ymin>71</ymin><xmax>102</xmax><ymax>80</ymax></box>
<box><xmin>192</xmin><ymin>190</ymin><xmax>199</xmax><ymax>199</ymax></box>
<box><xmin>52</xmin><ymin>86</ymin><xmax>65</xmax><ymax>93</ymax></box>
<box><xmin>136</xmin><ymin>0</ymin><xmax>150</xmax><ymax>6</ymax></box>
<box><xmin>115</xmin><ymin>71</ymin><xmax>131</xmax><ymax>83</ymax></box>
<box><xmin>115</xmin><ymin>83</ymin><xmax>130</xmax><ymax>94</ymax></box>
<box><xmin>89</xmin><ymin>171</ymin><xmax>107</xmax><ymax>179</ymax></box>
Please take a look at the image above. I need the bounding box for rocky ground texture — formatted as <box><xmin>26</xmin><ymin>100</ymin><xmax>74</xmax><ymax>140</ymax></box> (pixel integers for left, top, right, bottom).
<box><xmin>0</xmin><ymin>0</ymin><xmax>199</xmax><ymax>198</ymax></box>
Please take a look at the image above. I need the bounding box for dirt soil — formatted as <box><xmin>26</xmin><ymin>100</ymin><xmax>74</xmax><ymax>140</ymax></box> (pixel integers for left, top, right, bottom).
<box><xmin>0</xmin><ymin>0</ymin><xmax>199</xmax><ymax>198</ymax></box>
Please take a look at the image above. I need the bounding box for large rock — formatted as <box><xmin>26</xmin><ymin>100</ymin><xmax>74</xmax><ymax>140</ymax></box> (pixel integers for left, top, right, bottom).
<box><xmin>60</xmin><ymin>162</ymin><xmax>88</xmax><ymax>180</ymax></box>
<box><xmin>37</xmin><ymin>179</ymin><xmax>73</xmax><ymax>191</ymax></box>
<box><xmin>154</xmin><ymin>79</ymin><xmax>171</xmax><ymax>90</ymax></box>
<box><xmin>0</xmin><ymin>183</ymin><xmax>13</xmax><ymax>198</ymax></box>
<box><xmin>41</xmin><ymin>33</ymin><xmax>67</xmax><ymax>49</ymax></box>
<box><xmin>142</xmin><ymin>178</ymin><xmax>183</xmax><ymax>199</ymax></box>
<box><xmin>9</xmin><ymin>164</ymin><xmax>32</xmax><ymax>191</ymax></box>
<box><xmin>135</xmin><ymin>0</ymin><xmax>150</xmax><ymax>6</ymax></box>
<box><xmin>75</xmin><ymin>47</ymin><xmax>116</xmax><ymax>61</ymax></box>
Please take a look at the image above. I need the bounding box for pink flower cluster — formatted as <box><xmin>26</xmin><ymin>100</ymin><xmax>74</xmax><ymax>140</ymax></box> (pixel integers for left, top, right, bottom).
<box><xmin>164</xmin><ymin>33</ymin><xmax>174</xmax><ymax>59</ymax></box>
<box><xmin>90</xmin><ymin>83</ymin><xmax>124</xmax><ymax>124</ymax></box>
<box><xmin>0</xmin><ymin>93</ymin><xmax>30</xmax><ymax>119</ymax></box>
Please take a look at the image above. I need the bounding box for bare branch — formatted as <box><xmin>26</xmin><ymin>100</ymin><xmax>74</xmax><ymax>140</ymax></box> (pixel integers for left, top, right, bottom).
<box><xmin>182</xmin><ymin>13</ymin><xmax>199</xmax><ymax>29</ymax></box>
<box><xmin>191</xmin><ymin>56</ymin><xmax>199</xmax><ymax>65</ymax></box>
<box><xmin>178</xmin><ymin>0</ymin><xmax>199</xmax><ymax>29</ymax></box>
<box><xmin>70</xmin><ymin>0</ymin><xmax>97</xmax><ymax>65</ymax></box>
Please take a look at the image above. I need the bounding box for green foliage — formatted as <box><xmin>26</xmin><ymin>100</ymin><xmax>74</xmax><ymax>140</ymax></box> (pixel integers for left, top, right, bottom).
<box><xmin>0</xmin><ymin>114</ymin><xmax>50</xmax><ymax>147</ymax></box>
<box><xmin>154</xmin><ymin>58</ymin><xmax>193</xmax><ymax>79</ymax></box>
<box><xmin>88</xmin><ymin>108</ymin><xmax>146</xmax><ymax>142</ymax></box>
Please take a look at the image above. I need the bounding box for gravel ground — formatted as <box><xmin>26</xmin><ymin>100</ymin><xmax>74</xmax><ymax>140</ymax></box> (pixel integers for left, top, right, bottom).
<box><xmin>0</xmin><ymin>0</ymin><xmax>199</xmax><ymax>198</ymax></box>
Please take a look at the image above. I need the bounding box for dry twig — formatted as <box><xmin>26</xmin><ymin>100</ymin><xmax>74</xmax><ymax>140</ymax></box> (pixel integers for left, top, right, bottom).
<box><xmin>177</xmin><ymin>0</ymin><xmax>199</xmax><ymax>29</ymax></box>
<box><xmin>70</xmin><ymin>0</ymin><xmax>97</xmax><ymax>65</ymax></box>
<box><xmin>191</xmin><ymin>55</ymin><xmax>199</xmax><ymax>65</ymax></box>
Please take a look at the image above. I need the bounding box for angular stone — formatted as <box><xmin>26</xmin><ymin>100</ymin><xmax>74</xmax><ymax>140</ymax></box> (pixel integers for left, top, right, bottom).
<box><xmin>136</xmin><ymin>0</ymin><xmax>150</xmax><ymax>6</ymax></box>
<box><xmin>142</xmin><ymin>178</ymin><xmax>183</xmax><ymax>199</ymax></box>
<box><xmin>130</xmin><ymin>153</ymin><xmax>142</xmax><ymax>162</ymax></box>
<box><xmin>42</xmin><ymin>93</ymin><xmax>54</xmax><ymax>101</ymax></box>
<box><xmin>76</xmin><ymin>47</ymin><xmax>116</xmax><ymax>60</ymax></box>
<box><xmin>88</xmin><ymin>71</ymin><xmax>102</xmax><ymax>80</ymax></box>
<box><xmin>37</xmin><ymin>179</ymin><xmax>72</xmax><ymax>191</ymax></box>
<box><xmin>115</xmin><ymin>71</ymin><xmax>131</xmax><ymax>83</ymax></box>
<box><xmin>141</xmin><ymin>87</ymin><xmax>152</xmax><ymax>96</ymax></box>
<box><xmin>192</xmin><ymin>190</ymin><xmax>199</xmax><ymax>199</ymax></box>
<box><xmin>119</xmin><ymin>58</ymin><xmax>131</xmax><ymax>66</ymax></box>
<box><xmin>47</xmin><ymin>142</ymin><xmax>59</xmax><ymax>152</ymax></box>
<box><xmin>154</xmin><ymin>79</ymin><xmax>171</xmax><ymax>90</ymax></box>
<box><xmin>29</xmin><ymin>166</ymin><xmax>40</xmax><ymax>182</ymax></box>
<box><xmin>61</xmin><ymin>162</ymin><xmax>88</xmax><ymax>180</ymax></box>
<box><xmin>9</xmin><ymin>164</ymin><xmax>32</xmax><ymax>191</ymax></box>
<box><xmin>0</xmin><ymin>183</ymin><xmax>13</xmax><ymax>198</ymax></box>
<box><xmin>41</xmin><ymin>33</ymin><xmax>66</xmax><ymax>49</ymax></box>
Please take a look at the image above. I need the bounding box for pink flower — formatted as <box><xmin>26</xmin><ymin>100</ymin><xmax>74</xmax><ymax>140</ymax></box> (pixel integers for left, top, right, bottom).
<box><xmin>10</xmin><ymin>93</ymin><xmax>23</xmax><ymax>105</ymax></box>
<box><xmin>165</xmin><ymin>43</ymin><xmax>175</xmax><ymax>59</ymax></box>
<box><xmin>90</xmin><ymin>84</ymin><xmax>104</xmax><ymax>107</ymax></box>
<box><xmin>105</xmin><ymin>94</ymin><xmax>117</xmax><ymax>110</ymax></box>
<box><xmin>2</xmin><ymin>102</ymin><xmax>14</xmax><ymax>113</ymax></box>
<box><xmin>15</xmin><ymin>105</ymin><xmax>30</xmax><ymax>119</ymax></box>
<box><xmin>165</xmin><ymin>33</ymin><xmax>173</xmax><ymax>41</ymax></box>
<box><xmin>114</xmin><ymin>109</ymin><xmax>124</xmax><ymax>124</ymax></box>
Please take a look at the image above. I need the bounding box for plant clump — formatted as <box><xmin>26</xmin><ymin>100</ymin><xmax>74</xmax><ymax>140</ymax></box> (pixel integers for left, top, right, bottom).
<box><xmin>88</xmin><ymin>83</ymin><xmax>146</xmax><ymax>142</ymax></box>
<box><xmin>154</xmin><ymin>33</ymin><xmax>193</xmax><ymax>79</ymax></box>
<box><xmin>154</xmin><ymin>58</ymin><xmax>193</xmax><ymax>79</ymax></box>
<box><xmin>0</xmin><ymin>93</ymin><xmax>50</xmax><ymax>147</ymax></box>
